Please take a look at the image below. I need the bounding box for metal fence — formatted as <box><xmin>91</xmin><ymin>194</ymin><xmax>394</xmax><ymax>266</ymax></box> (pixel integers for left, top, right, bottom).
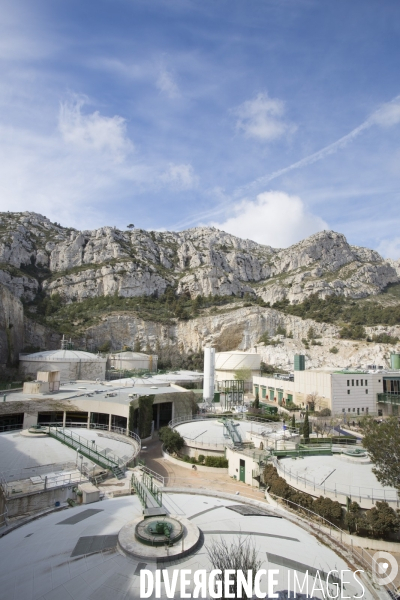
<box><xmin>275</xmin><ymin>458</ymin><xmax>399</xmax><ymax>505</ymax></box>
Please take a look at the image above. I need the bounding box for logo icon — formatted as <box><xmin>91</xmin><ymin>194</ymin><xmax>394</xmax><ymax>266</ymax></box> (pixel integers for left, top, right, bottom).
<box><xmin>372</xmin><ymin>551</ymin><xmax>398</xmax><ymax>586</ymax></box>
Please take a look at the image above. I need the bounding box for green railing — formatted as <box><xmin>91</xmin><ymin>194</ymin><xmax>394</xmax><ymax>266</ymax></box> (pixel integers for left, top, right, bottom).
<box><xmin>131</xmin><ymin>472</ymin><xmax>147</xmax><ymax>507</ymax></box>
<box><xmin>222</xmin><ymin>418</ymin><xmax>242</xmax><ymax>445</ymax></box>
<box><xmin>142</xmin><ymin>472</ymin><xmax>163</xmax><ymax>507</ymax></box>
<box><xmin>48</xmin><ymin>427</ymin><xmax>120</xmax><ymax>470</ymax></box>
<box><xmin>131</xmin><ymin>472</ymin><xmax>162</xmax><ymax>508</ymax></box>
<box><xmin>377</xmin><ymin>393</ymin><xmax>400</xmax><ymax>405</ymax></box>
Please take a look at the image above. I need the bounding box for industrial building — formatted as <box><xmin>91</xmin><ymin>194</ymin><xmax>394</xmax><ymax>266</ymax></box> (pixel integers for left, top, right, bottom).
<box><xmin>108</xmin><ymin>351</ymin><xmax>158</xmax><ymax>373</ymax></box>
<box><xmin>0</xmin><ymin>378</ymin><xmax>196</xmax><ymax>434</ymax></box>
<box><xmin>19</xmin><ymin>349</ymin><xmax>107</xmax><ymax>382</ymax></box>
<box><xmin>214</xmin><ymin>350</ymin><xmax>261</xmax><ymax>383</ymax></box>
<box><xmin>253</xmin><ymin>353</ymin><xmax>400</xmax><ymax>417</ymax></box>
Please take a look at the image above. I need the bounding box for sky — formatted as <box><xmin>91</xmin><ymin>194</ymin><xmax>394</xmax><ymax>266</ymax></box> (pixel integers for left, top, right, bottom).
<box><xmin>2</xmin><ymin>0</ymin><xmax>400</xmax><ymax>256</ymax></box>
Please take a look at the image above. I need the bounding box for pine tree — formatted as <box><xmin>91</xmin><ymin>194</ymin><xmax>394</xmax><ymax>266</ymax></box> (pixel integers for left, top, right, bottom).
<box><xmin>303</xmin><ymin>411</ymin><xmax>310</xmax><ymax>441</ymax></box>
<box><xmin>291</xmin><ymin>414</ymin><xmax>296</xmax><ymax>430</ymax></box>
<box><xmin>254</xmin><ymin>391</ymin><xmax>260</xmax><ymax>410</ymax></box>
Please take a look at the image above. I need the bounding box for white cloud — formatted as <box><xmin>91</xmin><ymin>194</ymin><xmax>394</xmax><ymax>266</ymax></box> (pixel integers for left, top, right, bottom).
<box><xmin>370</xmin><ymin>98</ymin><xmax>400</xmax><ymax>127</ymax></box>
<box><xmin>156</xmin><ymin>66</ymin><xmax>179</xmax><ymax>98</ymax></box>
<box><xmin>58</xmin><ymin>96</ymin><xmax>133</xmax><ymax>159</ymax></box>
<box><xmin>377</xmin><ymin>238</ymin><xmax>400</xmax><ymax>260</ymax></box>
<box><xmin>233</xmin><ymin>92</ymin><xmax>296</xmax><ymax>141</ymax></box>
<box><xmin>213</xmin><ymin>190</ymin><xmax>328</xmax><ymax>247</ymax></box>
<box><xmin>160</xmin><ymin>163</ymin><xmax>198</xmax><ymax>189</ymax></box>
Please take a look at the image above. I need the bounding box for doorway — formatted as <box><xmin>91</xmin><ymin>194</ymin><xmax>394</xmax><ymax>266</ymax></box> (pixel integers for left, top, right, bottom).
<box><xmin>239</xmin><ymin>459</ymin><xmax>245</xmax><ymax>483</ymax></box>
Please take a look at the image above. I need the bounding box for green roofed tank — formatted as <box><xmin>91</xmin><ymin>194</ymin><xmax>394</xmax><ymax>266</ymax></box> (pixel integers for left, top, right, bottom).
<box><xmin>391</xmin><ymin>353</ymin><xmax>400</xmax><ymax>370</ymax></box>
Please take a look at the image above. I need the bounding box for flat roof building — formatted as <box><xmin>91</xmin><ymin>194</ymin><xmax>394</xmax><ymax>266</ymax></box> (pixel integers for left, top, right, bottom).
<box><xmin>254</xmin><ymin>369</ymin><xmax>400</xmax><ymax>417</ymax></box>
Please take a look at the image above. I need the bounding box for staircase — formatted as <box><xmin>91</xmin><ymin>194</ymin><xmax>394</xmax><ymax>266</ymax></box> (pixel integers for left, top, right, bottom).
<box><xmin>223</xmin><ymin>419</ymin><xmax>243</xmax><ymax>446</ymax></box>
<box><xmin>131</xmin><ymin>471</ymin><xmax>166</xmax><ymax>517</ymax></box>
<box><xmin>112</xmin><ymin>466</ymin><xmax>125</xmax><ymax>480</ymax></box>
<box><xmin>48</xmin><ymin>427</ymin><xmax>124</xmax><ymax>474</ymax></box>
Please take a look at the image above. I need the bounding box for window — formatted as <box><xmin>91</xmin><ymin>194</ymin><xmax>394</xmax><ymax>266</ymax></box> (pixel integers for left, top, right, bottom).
<box><xmin>362</xmin><ymin>408</ymin><xmax>364</xmax><ymax>412</ymax></box>
<box><xmin>342</xmin><ymin>408</ymin><xmax>345</xmax><ymax>412</ymax></box>
<box><xmin>347</xmin><ymin>390</ymin><xmax>350</xmax><ymax>394</ymax></box>
<box><xmin>365</xmin><ymin>380</ymin><xmax>368</xmax><ymax>386</ymax></box>
<box><xmin>352</xmin><ymin>380</ymin><xmax>354</xmax><ymax>386</ymax></box>
<box><xmin>348</xmin><ymin>408</ymin><xmax>351</xmax><ymax>412</ymax></box>
<box><xmin>347</xmin><ymin>380</ymin><xmax>350</xmax><ymax>386</ymax></box>
<box><xmin>356</xmin><ymin>380</ymin><xmax>359</xmax><ymax>386</ymax></box>
<box><xmin>360</xmin><ymin>379</ymin><xmax>363</xmax><ymax>386</ymax></box>
<box><xmin>353</xmin><ymin>408</ymin><xmax>355</xmax><ymax>412</ymax></box>
<box><xmin>365</xmin><ymin>389</ymin><xmax>368</xmax><ymax>394</ymax></box>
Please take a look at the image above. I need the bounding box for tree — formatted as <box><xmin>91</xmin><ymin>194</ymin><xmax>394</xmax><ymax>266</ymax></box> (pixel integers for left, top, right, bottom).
<box><xmin>307</xmin><ymin>326</ymin><xmax>315</xmax><ymax>340</ymax></box>
<box><xmin>303</xmin><ymin>411</ymin><xmax>310</xmax><ymax>441</ymax></box>
<box><xmin>306</xmin><ymin>391</ymin><xmax>320</xmax><ymax>411</ymax></box>
<box><xmin>253</xmin><ymin>390</ymin><xmax>260</xmax><ymax>410</ymax></box>
<box><xmin>345</xmin><ymin>501</ymin><xmax>366</xmax><ymax>535</ymax></box>
<box><xmin>127</xmin><ymin>224</ymin><xmax>135</xmax><ymax>229</ymax></box>
<box><xmin>158</xmin><ymin>427</ymin><xmax>184</xmax><ymax>454</ymax></box>
<box><xmin>206</xmin><ymin>535</ymin><xmax>261</xmax><ymax>599</ymax></box>
<box><xmin>365</xmin><ymin>501</ymin><xmax>400</xmax><ymax>539</ymax></box>
<box><xmin>362</xmin><ymin>418</ymin><xmax>400</xmax><ymax>491</ymax></box>
<box><xmin>233</xmin><ymin>368</ymin><xmax>252</xmax><ymax>381</ymax></box>
<box><xmin>291</xmin><ymin>414</ymin><xmax>296</xmax><ymax>430</ymax></box>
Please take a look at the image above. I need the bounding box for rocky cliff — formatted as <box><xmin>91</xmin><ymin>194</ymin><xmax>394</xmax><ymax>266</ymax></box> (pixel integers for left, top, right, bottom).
<box><xmin>0</xmin><ymin>211</ymin><xmax>398</xmax><ymax>305</ymax></box>
<box><xmin>1</xmin><ymin>211</ymin><xmax>400</xmax><ymax>371</ymax></box>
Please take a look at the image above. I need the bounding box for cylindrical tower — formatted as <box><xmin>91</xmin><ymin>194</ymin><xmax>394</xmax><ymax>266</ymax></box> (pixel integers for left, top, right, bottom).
<box><xmin>203</xmin><ymin>347</ymin><xmax>215</xmax><ymax>402</ymax></box>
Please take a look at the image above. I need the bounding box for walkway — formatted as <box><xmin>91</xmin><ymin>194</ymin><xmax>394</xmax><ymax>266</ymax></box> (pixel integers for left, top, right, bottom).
<box><xmin>140</xmin><ymin>439</ymin><xmax>266</xmax><ymax>502</ymax></box>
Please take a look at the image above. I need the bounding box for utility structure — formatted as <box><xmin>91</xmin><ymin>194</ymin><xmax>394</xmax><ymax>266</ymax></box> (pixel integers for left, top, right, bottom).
<box><xmin>203</xmin><ymin>347</ymin><xmax>215</xmax><ymax>404</ymax></box>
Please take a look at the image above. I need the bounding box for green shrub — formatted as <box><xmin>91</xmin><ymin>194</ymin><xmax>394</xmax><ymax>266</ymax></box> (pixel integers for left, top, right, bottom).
<box><xmin>204</xmin><ymin>456</ymin><xmax>228</xmax><ymax>468</ymax></box>
<box><xmin>198</xmin><ymin>454</ymin><xmax>205</xmax><ymax>464</ymax></box>
<box><xmin>329</xmin><ymin>346</ymin><xmax>339</xmax><ymax>354</ymax></box>
<box><xmin>159</xmin><ymin>426</ymin><xmax>185</xmax><ymax>453</ymax></box>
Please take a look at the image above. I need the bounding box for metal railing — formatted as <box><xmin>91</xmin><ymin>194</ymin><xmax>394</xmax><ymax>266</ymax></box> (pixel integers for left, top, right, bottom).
<box><xmin>274</xmin><ymin>458</ymin><xmax>399</xmax><ymax>505</ymax></box>
<box><xmin>269</xmin><ymin>492</ymin><xmax>398</xmax><ymax>598</ymax></box>
<box><xmin>139</xmin><ymin>465</ymin><xmax>164</xmax><ymax>486</ymax></box>
<box><xmin>0</xmin><ymin>424</ymin><xmax>23</xmax><ymax>433</ymax></box>
<box><xmin>142</xmin><ymin>472</ymin><xmax>163</xmax><ymax>507</ymax></box>
<box><xmin>48</xmin><ymin>427</ymin><xmax>121</xmax><ymax>470</ymax></box>
<box><xmin>0</xmin><ymin>461</ymin><xmax>86</xmax><ymax>499</ymax></box>
<box><xmin>131</xmin><ymin>472</ymin><xmax>147</xmax><ymax>507</ymax></box>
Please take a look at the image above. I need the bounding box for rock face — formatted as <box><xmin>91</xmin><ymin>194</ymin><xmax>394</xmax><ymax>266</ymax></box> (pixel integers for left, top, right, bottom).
<box><xmin>0</xmin><ymin>211</ymin><xmax>398</xmax><ymax>305</ymax></box>
<box><xmin>0</xmin><ymin>284</ymin><xmax>24</xmax><ymax>366</ymax></box>
<box><xmin>1</xmin><ymin>211</ymin><xmax>400</xmax><ymax>372</ymax></box>
<box><xmin>76</xmin><ymin>304</ymin><xmax>400</xmax><ymax>371</ymax></box>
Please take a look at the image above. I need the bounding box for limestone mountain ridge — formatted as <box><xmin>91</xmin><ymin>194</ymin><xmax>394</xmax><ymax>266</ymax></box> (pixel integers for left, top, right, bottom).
<box><xmin>0</xmin><ymin>210</ymin><xmax>398</xmax><ymax>306</ymax></box>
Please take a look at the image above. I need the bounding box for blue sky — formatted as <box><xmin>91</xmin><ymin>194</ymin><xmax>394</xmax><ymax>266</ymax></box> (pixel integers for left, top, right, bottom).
<box><xmin>2</xmin><ymin>0</ymin><xmax>400</xmax><ymax>256</ymax></box>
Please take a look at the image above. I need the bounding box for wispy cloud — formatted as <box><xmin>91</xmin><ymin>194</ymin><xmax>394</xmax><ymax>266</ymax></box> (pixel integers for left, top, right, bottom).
<box><xmin>232</xmin><ymin>92</ymin><xmax>296</xmax><ymax>141</ymax></box>
<box><xmin>156</xmin><ymin>65</ymin><xmax>180</xmax><ymax>98</ymax></box>
<box><xmin>160</xmin><ymin>163</ymin><xmax>198</xmax><ymax>189</ymax></box>
<box><xmin>212</xmin><ymin>191</ymin><xmax>328</xmax><ymax>247</ymax></box>
<box><xmin>237</xmin><ymin>95</ymin><xmax>400</xmax><ymax>196</ymax></box>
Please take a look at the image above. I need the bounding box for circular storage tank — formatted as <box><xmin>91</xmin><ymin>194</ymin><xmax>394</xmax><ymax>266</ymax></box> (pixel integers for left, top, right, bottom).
<box><xmin>108</xmin><ymin>352</ymin><xmax>157</xmax><ymax>372</ymax></box>
<box><xmin>19</xmin><ymin>349</ymin><xmax>107</xmax><ymax>382</ymax></box>
<box><xmin>215</xmin><ymin>351</ymin><xmax>260</xmax><ymax>381</ymax></box>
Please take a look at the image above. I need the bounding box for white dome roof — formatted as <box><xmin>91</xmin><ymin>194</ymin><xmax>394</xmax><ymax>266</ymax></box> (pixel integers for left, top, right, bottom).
<box><xmin>109</xmin><ymin>352</ymin><xmax>152</xmax><ymax>360</ymax></box>
<box><xmin>215</xmin><ymin>351</ymin><xmax>261</xmax><ymax>370</ymax></box>
<box><xmin>20</xmin><ymin>349</ymin><xmax>106</xmax><ymax>362</ymax></box>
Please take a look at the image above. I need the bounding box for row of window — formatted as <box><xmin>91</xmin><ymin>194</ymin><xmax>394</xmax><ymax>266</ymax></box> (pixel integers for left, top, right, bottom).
<box><xmin>342</xmin><ymin>407</ymin><xmax>369</xmax><ymax>413</ymax></box>
<box><xmin>347</xmin><ymin>389</ymin><xmax>368</xmax><ymax>394</ymax></box>
<box><xmin>347</xmin><ymin>379</ymin><xmax>368</xmax><ymax>386</ymax></box>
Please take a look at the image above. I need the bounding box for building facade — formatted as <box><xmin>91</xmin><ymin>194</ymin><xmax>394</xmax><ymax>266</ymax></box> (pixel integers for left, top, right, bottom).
<box><xmin>254</xmin><ymin>370</ymin><xmax>400</xmax><ymax>417</ymax></box>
